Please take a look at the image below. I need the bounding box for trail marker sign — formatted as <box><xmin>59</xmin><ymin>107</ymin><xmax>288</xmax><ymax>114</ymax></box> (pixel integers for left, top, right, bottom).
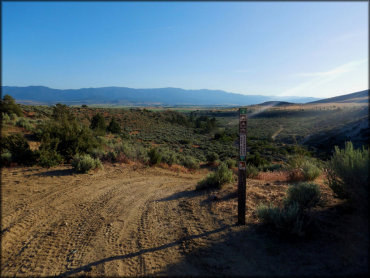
<box><xmin>238</xmin><ymin>108</ymin><xmax>247</xmax><ymax>225</ymax></box>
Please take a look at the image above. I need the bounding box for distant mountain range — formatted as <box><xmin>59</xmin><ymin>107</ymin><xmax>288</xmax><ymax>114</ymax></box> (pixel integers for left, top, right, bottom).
<box><xmin>308</xmin><ymin>90</ymin><xmax>369</xmax><ymax>104</ymax></box>
<box><xmin>1</xmin><ymin>86</ymin><xmax>321</xmax><ymax>106</ymax></box>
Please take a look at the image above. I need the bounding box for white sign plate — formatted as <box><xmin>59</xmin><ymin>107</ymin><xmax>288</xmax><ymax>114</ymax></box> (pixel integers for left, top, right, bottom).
<box><xmin>240</xmin><ymin>134</ymin><xmax>246</xmax><ymax>156</ymax></box>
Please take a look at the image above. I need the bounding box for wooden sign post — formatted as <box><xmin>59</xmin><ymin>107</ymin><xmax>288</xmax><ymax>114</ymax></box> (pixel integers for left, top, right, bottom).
<box><xmin>238</xmin><ymin>108</ymin><xmax>247</xmax><ymax>225</ymax></box>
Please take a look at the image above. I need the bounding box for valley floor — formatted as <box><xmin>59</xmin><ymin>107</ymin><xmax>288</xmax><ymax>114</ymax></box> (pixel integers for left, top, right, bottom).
<box><xmin>1</xmin><ymin>164</ymin><xmax>368</xmax><ymax>276</ymax></box>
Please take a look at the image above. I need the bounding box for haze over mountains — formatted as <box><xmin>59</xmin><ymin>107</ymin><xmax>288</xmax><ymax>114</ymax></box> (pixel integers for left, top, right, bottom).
<box><xmin>2</xmin><ymin>86</ymin><xmax>321</xmax><ymax>106</ymax></box>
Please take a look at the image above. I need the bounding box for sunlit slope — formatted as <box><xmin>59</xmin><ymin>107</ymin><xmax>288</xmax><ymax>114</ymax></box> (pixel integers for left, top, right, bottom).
<box><xmin>308</xmin><ymin>90</ymin><xmax>369</xmax><ymax>104</ymax></box>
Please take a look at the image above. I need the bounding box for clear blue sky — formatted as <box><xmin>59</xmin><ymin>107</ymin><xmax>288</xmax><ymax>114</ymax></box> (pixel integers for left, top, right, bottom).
<box><xmin>2</xmin><ymin>1</ymin><xmax>368</xmax><ymax>97</ymax></box>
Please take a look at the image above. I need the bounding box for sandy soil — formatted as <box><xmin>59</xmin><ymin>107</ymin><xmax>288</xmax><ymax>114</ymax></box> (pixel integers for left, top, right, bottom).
<box><xmin>1</xmin><ymin>164</ymin><xmax>368</xmax><ymax>277</ymax></box>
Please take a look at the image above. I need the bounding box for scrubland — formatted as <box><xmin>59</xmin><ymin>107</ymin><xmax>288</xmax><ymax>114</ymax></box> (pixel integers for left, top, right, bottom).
<box><xmin>1</xmin><ymin>96</ymin><xmax>368</xmax><ymax>276</ymax></box>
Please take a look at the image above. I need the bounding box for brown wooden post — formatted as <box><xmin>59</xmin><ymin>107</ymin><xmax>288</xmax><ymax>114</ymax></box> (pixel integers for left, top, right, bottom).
<box><xmin>238</xmin><ymin>108</ymin><xmax>247</xmax><ymax>225</ymax></box>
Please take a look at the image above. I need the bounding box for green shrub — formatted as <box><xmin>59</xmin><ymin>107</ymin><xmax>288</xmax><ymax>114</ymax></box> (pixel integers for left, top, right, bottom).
<box><xmin>71</xmin><ymin>154</ymin><xmax>102</xmax><ymax>173</ymax></box>
<box><xmin>260</xmin><ymin>163</ymin><xmax>282</xmax><ymax>172</ymax></box>
<box><xmin>117</xmin><ymin>141</ymin><xmax>148</xmax><ymax>163</ymax></box>
<box><xmin>38</xmin><ymin>149</ymin><xmax>63</xmax><ymax>167</ymax></box>
<box><xmin>301</xmin><ymin>161</ymin><xmax>321</xmax><ymax>181</ymax></box>
<box><xmin>2</xmin><ymin>113</ymin><xmax>10</xmax><ymax>124</ymax></box>
<box><xmin>284</xmin><ymin>182</ymin><xmax>321</xmax><ymax>210</ymax></box>
<box><xmin>37</xmin><ymin>136</ymin><xmax>63</xmax><ymax>167</ymax></box>
<box><xmin>148</xmin><ymin>148</ymin><xmax>162</xmax><ymax>166</ymax></box>
<box><xmin>206</xmin><ymin>152</ymin><xmax>219</xmax><ymax>164</ymax></box>
<box><xmin>1</xmin><ymin>150</ymin><xmax>12</xmax><ymax>166</ymax></box>
<box><xmin>287</xmin><ymin>155</ymin><xmax>321</xmax><ymax>181</ymax></box>
<box><xmin>325</xmin><ymin>142</ymin><xmax>369</xmax><ymax>204</ymax></box>
<box><xmin>105</xmin><ymin>151</ymin><xmax>118</xmax><ymax>162</ymax></box>
<box><xmin>90</xmin><ymin>113</ymin><xmax>106</xmax><ymax>135</ymax></box>
<box><xmin>107</xmin><ymin>117</ymin><xmax>121</xmax><ymax>134</ymax></box>
<box><xmin>90</xmin><ymin>148</ymin><xmax>107</xmax><ymax>160</ymax></box>
<box><xmin>246</xmin><ymin>163</ymin><xmax>259</xmax><ymax>178</ymax></box>
<box><xmin>180</xmin><ymin>155</ymin><xmax>199</xmax><ymax>170</ymax></box>
<box><xmin>256</xmin><ymin>202</ymin><xmax>304</xmax><ymax>235</ymax></box>
<box><xmin>257</xmin><ymin>202</ymin><xmax>306</xmax><ymax>236</ymax></box>
<box><xmin>1</xmin><ymin>134</ymin><xmax>37</xmax><ymax>165</ymax></box>
<box><xmin>256</xmin><ymin>182</ymin><xmax>321</xmax><ymax>236</ymax></box>
<box><xmin>15</xmin><ymin>117</ymin><xmax>33</xmax><ymax>131</ymax></box>
<box><xmin>196</xmin><ymin>163</ymin><xmax>233</xmax><ymax>190</ymax></box>
<box><xmin>246</xmin><ymin>152</ymin><xmax>267</xmax><ymax>167</ymax></box>
<box><xmin>38</xmin><ymin>117</ymin><xmax>99</xmax><ymax>160</ymax></box>
<box><xmin>160</xmin><ymin>148</ymin><xmax>179</xmax><ymax>166</ymax></box>
<box><xmin>225</xmin><ymin>158</ymin><xmax>236</xmax><ymax>169</ymax></box>
<box><xmin>0</xmin><ymin>95</ymin><xmax>23</xmax><ymax>116</ymax></box>
<box><xmin>9</xmin><ymin>113</ymin><xmax>19</xmax><ymax>121</ymax></box>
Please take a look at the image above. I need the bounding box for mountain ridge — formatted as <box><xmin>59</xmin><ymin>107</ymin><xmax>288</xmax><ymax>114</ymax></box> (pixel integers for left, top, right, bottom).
<box><xmin>2</xmin><ymin>85</ymin><xmax>321</xmax><ymax>106</ymax></box>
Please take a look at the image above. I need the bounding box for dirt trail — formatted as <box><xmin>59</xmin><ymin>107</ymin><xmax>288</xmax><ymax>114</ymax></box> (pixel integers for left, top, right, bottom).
<box><xmin>271</xmin><ymin>125</ymin><xmax>283</xmax><ymax>140</ymax></box>
<box><xmin>1</xmin><ymin>164</ymin><xmax>368</xmax><ymax>276</ymax></box>
<box><xmin>1</xmin><ymin>164</ymin><xmax>233</xmax><ymax>276</ymax></box>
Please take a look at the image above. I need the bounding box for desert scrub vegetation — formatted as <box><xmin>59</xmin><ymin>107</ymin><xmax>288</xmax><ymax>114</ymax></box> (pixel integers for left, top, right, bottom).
<box><xmin>71</xmin><ymin>154</ymin><xmax>102</xmax><ymax>173</ymax></box>
<box><xmin>180</xmin><ymin>155</ymin><xmax>199</xmax><ymax>170</ymax></box>
<box><xmin>225</xmin><ymin>158</ymin><xmax>236</xmax><ymax>169</ymax></box>
<box><xmin>256</xmin><ymin>182</ymin><xmax>322</xmax><ymax>237</ymax></box>
<box><xmin>148</xmin><ymin>148</ymin><xmax>162</xmax><ymax>166</ymax></box>
<box><xmin>206</xmin><ymin>152</ymin><xmax>219</xmax><ymax>164</ymax></box>
<box><xmin>15</xmin><ymin>117</ymin><xmax>34</xmax><ymax>131</ymax></box>
<box><xmin>90</xmin><ymin>112</ymin><xmax>106</xmax><ymax>135</ymax></box>
<box><xmin>246</xmin><ymin>163</ymin><xmax>259</xmax><ymax>178</ymax></box>
<box><xmin>1</xmin><ymin>134</ymin><xmax>37</xmax><ymax>166</ymax></box>
<box><xmin>0</xmin><ymin>94</ymin><xmax>23</xmax><ymax>116</ymax></box>
<box><xmin>325</xmin><ymin>141</ymin><xmax>369</xmax><ymax>209</ymax></box>
<box><xmin>37</xmin><ymin>104</ymin><xmax>99</xmax><ymax>160</ymax></box>
<box><xmin>196</xmin><ymin>162</ymin><xmax>234</xmax><ymax>190</ymax></box>
<box><xmin>286</xmin><ymin>155</ymin><xmax>322</xmax><ymax>181</ymax></box>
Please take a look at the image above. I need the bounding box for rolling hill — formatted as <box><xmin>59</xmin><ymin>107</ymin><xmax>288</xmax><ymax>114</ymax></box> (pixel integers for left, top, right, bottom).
<box><xmin>1</xmin><ymin>86</ymin><xmax>319</xmax><ymax>106</ymax></box>
<box><xmin>308</xmin><ymin>90</ymin><xmax>369</xmax><ymax>104</ymax></box>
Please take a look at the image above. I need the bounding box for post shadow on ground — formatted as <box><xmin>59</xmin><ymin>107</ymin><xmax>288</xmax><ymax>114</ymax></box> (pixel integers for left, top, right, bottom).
<box><xmin>57</xmin><ymin>224</ymin><xmax>237</xmax><ymax>277</ymax></box>
<box><xmin>156</xmin><ymin>188</ymin><xmax>211</xmax><ymax>202</ymax></box>
<box><xmin>160</xmin><ymin>207</ymin><xmax>369</xmax><ymax>277</ymax></box>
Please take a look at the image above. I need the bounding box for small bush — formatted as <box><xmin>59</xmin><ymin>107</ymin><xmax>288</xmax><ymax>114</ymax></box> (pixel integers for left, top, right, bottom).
<box><xmin>256</xmin><ymin>182</ymin><xmax>321</xmax><ymax>237</ymax></box>
<box><xmin>2</xmin><ymin>113</ymin><xmax>10</xmax><ymax>124</ymax></box>
<box><xmin>246</xmin><ymin>152</ymin><xmax>267</xmax><ymax>167</ymax></box>
<box><xmin>0</xmin><ymin>95</ymin><xmax>23</xmax><ymax>116</ymax></box>
<box><xmin>196</xmin><ymin>163</ymin><xmax>233</xmax><ymax>190</ymax></box>
<box><xmin>256</xmin><ymin>202</ymin><xmax>304</xmax><ymax>235</ymax></box>
<box><xmin>206</xmin><ymin>152</ymin><xmax>219</xmax><ymax>164</ymax></box>
<box><xmin>260</xmin><ymin>163</ymin><xmax>282</xmax><ymax>172</ymax></box>
<box><xmin>180</xmin><ymin>155</ymin><xmax>199</xmax><ymax>170</ymax></box>
<box><xmin>284</xmin><ymin>182</ymin><xmax>321</xmax><ymax>210</ymax></box>
<box><xmin>15</xmin><ymin>117</ymin><xmax>33</xmax><ymax>131</ymax></box>
<box><xmin>225</xmin><ymin>158</ymin><xmax>236</xmax><ymax>169</ymax></box>
<box><xmin>301</xmin><ymin>161</ymin><xmax>321</xmax><ymax>181</ymax></box>
<box><xmin>161</xmin><ymin>149</ymin><xmax>179</xmax><ymax>166</ymax></box>
<box><xmin>325</xmin><ymin>142</ymin><xmax>369</xmax><ymax>206</ymax></box>
<box><xmin>38</xmin><ymin>149</ymin><xmax>63</xmax><ymax>168</ymax></box>
<box><xmin>148</xmin><ymin>148</ymin><xmax>162</xmax><ymax>166</ymax></box>
<box><xmin>1</xmin><ymin>150</ymin><xmax>12</xmax><ymax>166</ymax></box>
<box><xmin>246</xmin><ymin>163</ymin><xmax>259</xmax><ymax>178</ymax></box>
<box><xmin>287</xmin><ymin>155</ymin><xmax>321</xmax><ymax>181</ymax></box>
<box><xmin>107</xmin><ymin>117</ymin><xmax>121</xmax><ymax>134</ymax></box>
<box><xmin>71</xmin><ymin>154</ymin><xmax>102</xmax><ymax>173</ymax></box>
<box><xmin>90</xmin><ymin>148</ymin><xmax>107</xmax><ymax>160</ymax></box>
<box><xmin>1</xmin><ymin>134</ymin><xmax>37</xmax><ymax>165</ymax></box>
<box><xmin>90</xmin><ymin>113</ymin><xmax>106</xmax><ymax>135</ymax></box>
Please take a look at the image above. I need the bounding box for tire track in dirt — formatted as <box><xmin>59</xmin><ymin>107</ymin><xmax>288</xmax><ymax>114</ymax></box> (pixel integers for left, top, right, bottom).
<box><xmin>1</xmin><ymin>165</ymin><xmax>208</xmax><ymax>276</ymax></box>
